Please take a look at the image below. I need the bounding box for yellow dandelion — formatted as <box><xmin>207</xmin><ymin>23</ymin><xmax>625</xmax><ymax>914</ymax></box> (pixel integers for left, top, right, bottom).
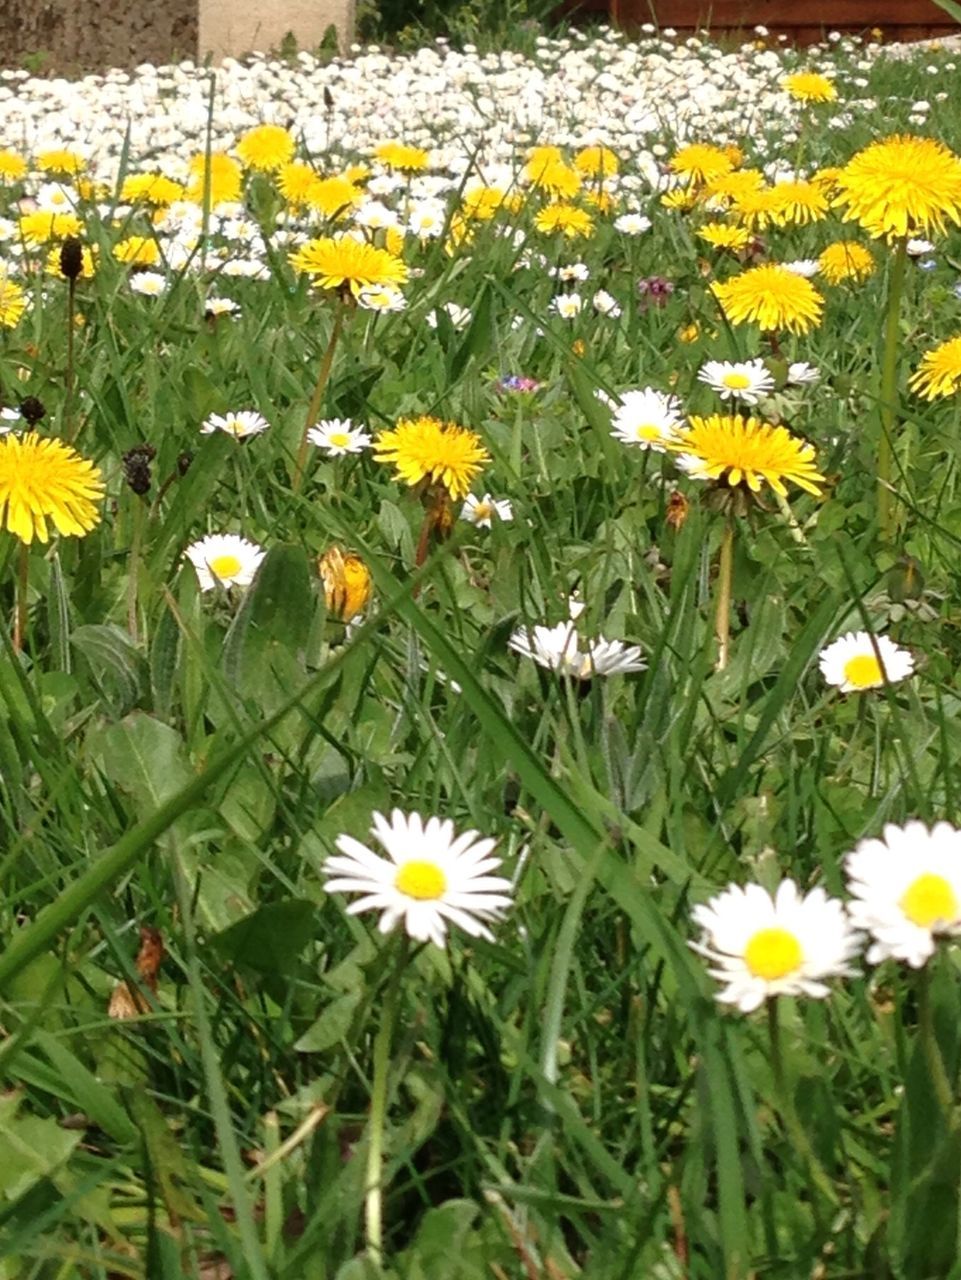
<box><xmin>374</xmin><ymin>416</ymin><xmax>490</xmax><ymax>499</ymax></box>
<box><xmin>319</xmin><ymin>547</ymin><xmax>373</xmax><ymax>622</ymax></box>
<box><xmin>697</xmin><ymin>222</ymin><xmax>750</xmax><ymax>250</ymax></box>
<box><xmin>18</xmin><ymin>210</ymin><xmax>82</xmax><ymax>247</ymax></box>
<box><xmin>236</xmin><ymin>123</ymin><xmax>295</xmax><ymax>172</ymax></box>
<box><xmin>811</xmin><ymin>166</ymin><xmax>843</xmax><ymax>194</ymax></box>
<box><xmin>583</xmin><ymin>188</ymin><xmax>616</xmax><ymax>214</ymax></box>
<box><xmin>668</xmin><ymin>414</ymin><xmax>824</xmax><ymax>497</ymax></box>
<box><xmin>37</xmin><ymin>149</ymin><xmax>85</xmax><ymax>176</ymax></box>
<box><xmin>574</xmin><ymin>145</ymin><xmax>619</xmax><ymax>178</ymax></box>
<box><xmin>711</xmin><ymin>264</ymin><xmax>824</xmax><ymax>334</ymax></box>
<box><xmin>0</xmin><ymin>275</ymin><xmax>28</xmax><ymax>328</ymax></box>
<box><xmin>525</xmin><ymin>157</ymin><xmax>581</xmax><ymax>199</ymax></box>
<box><xmin>462</xmin><ymin>185</ymin><xmax>507</xmax><ymax>221</ymax></box>
<box><xmin>533</xmin><ymin>203</ymin><xmax>595</xmax><ymax>238</ymax></box>
<box><xmin>0</xmin><ymin>433</ymin><xmax>103</xmax><ymax>544</ymax></box>
<box><xmin>289</xmin><ymin>236</ymin><xmax>409</xmax><ymax>295</ymax></box>
<box><xmin>114</xmin><ymin>235</ymin><xmax>160</xmax><ymax>266</ymax></box>
<box><xmin>702</xmin><ymin>169</ymin><xmax>765</xmax><ymax>207</ymax></box>
<box><xmin>661</xmin><ymin>188</ymin><xmax>698</xmax><ymax>212</ymax></box>
<box><xmin>120</xmin><ymin>173</ymin><xmax>184</xmax><ymax>206</ymax></box>
<box><xmin>305</xmin><ymin>174</ymin><xmax>362</xmax><ymax>219</ymax></box>
<box><xmin>768</xmin><ymin>180</ymin><xmax>829</xmax><ymax>227</ymax></box>
<box><xmin>834</xmin><ymin>134</ymin><xmax>961</xmax><ymax>240</ymax></box>
<box><xmin>0</xmin><ymin>150</ymin><xmax>27</xmax><ymax>182</ymax></box>
<box><xmin>186</xmin><ymin>152</ymin><xmax>243</xmax><ymax>205</ymax></box>
<box><xmin>818</xmin><ymin>241</ymin><xmax>875</xmax><ymax>285</ymax></box>
<box><xmin>731</xmin><ymin>185</ymin><xmax>784</xmax><ymax>230</ymax></box>
<box><xmin>909</xmin><ymin>335</ymin><xmax>961</xmax><ymax>400</ymax></box>
<box><xmin>277</xmin><ymin>162</ymin><xmax>320</xmax><ymax>206</ymax></box>
<box><xmin>781</xmin><ymin>72</ymin><xmax>837</xmax><ymax>103</ymax></box>
<box><xmin>375</xmin><ymin>142</ymin><xmax>429</xmax><ymax>171</ymax></box>
<box><xmin>669</xmin><ymin>143</ymin><xmax>735</xmax><ymax>187</ymax></box>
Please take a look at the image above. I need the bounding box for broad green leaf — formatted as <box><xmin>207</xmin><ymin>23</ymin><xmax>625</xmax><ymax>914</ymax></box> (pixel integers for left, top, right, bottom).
<box><xmin>212</xmin><ymin>899</ymin><xmax>316</xmax><ymax>975</ymax></box>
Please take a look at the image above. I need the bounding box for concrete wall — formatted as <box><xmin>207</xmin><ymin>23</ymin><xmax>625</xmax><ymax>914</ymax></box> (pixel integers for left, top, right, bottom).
<box><xmin>0</xmin><ymin>0</ymin><xmax>353</xmax><ymax>71</ymax></box>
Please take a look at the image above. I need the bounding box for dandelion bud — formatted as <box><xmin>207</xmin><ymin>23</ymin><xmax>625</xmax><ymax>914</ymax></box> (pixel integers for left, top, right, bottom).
<box><xmin>122</xmin><ymin>443</ymin><xmax>156</xmax><ymax>496</ymax></box>
<box><xmin>319</xmin><ymin>546</ymin><xmax>372</xmax><ymax>622</ymax></box>
<box><xmin>59</xmin><ymin>236</ymin><xmax>84</xmax><ymax>281</ymax></box>
<box><xmin>18</xmin><ymin>396</ymin><xmax>46</xmax><ymax>426</ymax></box>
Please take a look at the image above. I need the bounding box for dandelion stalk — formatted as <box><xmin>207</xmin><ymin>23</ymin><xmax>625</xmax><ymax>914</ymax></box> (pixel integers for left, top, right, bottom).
<box><xmin>714</xmin><ymin>517</ymin><xmax>735</xmax><ymax>671</ymax></box>
<box><xmin>366</xmin><ymin>935</ymin><xmax>410</xmax><ymax>1265</ymax></box>
<box><xmin>766</xmin><ymin>999</ymin><xmax>838</xmax><ymax>1207</ymax></box>
<box><xmin>878</xmin><ymin>235</ymin><xmax>908</xmax><ymax>544</ymax></box>
<box><xmin>12</xmin><ymin>542</ymin><xmax>29</xmax><ymax>654</ymax></box>
<box><xmin>916</xmin><ymin>962</ymin><xmax>956</xmax><ymax>1121</ymax></box>
<box><xmin>126</xmin><ymin>495</ymin><xmax>144</xmax><ymax>646</ymax></box>
<box><xmin>292</xmin><ymin>302</ymin><xmax>345</xmax><ymax>493</ymax></box>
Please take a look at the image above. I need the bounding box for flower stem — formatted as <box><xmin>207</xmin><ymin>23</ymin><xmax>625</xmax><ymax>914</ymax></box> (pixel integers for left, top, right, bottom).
<box><xmin>714</xmin><ymin>518</ymin><xmax>735</xmax><ymax>671</ymax></box>
<box><xmin>12</xmin><ymin>541</ymin><xmax>29</xmax><ymax>654</ymax></box>
<box><xmin>126</xmin><ymin>495</ymin><xmax>144</xmax><ymax>646</ymax></box>
<box><xmin>767</xmin><ymin>999</ymin><xmax>838</xmax><ymax>1207</ymax></box>
<box><xmin>878</xmin><ymin>235</ymin><xmax>908</xmax><ymax>544</ymax></box>
<box><xmin>65</xmin><ymin>276</ymin><xmax>76</xmax><ymax>440</ymax></box>
<box><xmin>917</xmin><ymin>963</ymin><xmax>956</xmax><ymax>1121</ymax></box>
<box><xmin>365</xmin><ymin>936</ymin><xmax>409</xmax><ymax>1265</ymax></box>
<box><xmin>292</xmin><ymin>303</ymin><xmax>345</xmax><ymax>494</ymax></box>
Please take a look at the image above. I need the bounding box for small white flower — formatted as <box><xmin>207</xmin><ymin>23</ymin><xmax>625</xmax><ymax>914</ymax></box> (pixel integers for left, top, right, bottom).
<box><xmin>786</xmin><ymin>361</ymin><xmax>820</xmax><ymax>386</ymax></box>
<box><xmin>201</xmin><ymin>410</ymin><xmax>270</xmax><ymax>439</ymax></box>
<box><xmin>129</xmin><ymin>271</ymin><xmax>168</xmax><ymax>296</ymax></box>
<box><xmin>323</xmin><ymin>809</ymin><xmax>513</xmax><ymax>948</ymax></box>
<box><xmin>782</xmin><ymin>259</ymin><xmax>820</xmax><ymax>278</ymax></box>
<box><xmin>205</xmin><ymin>296</ymin><xmax>240</xmax><ymax>316</ymax></box>
<box><xmin>818</xmin><ymin>630</ymin><xmax>915</xmax><ymax>693</ymax></box>
<box><xmin>426</xmin><ymin>301</ymin><xmax>472</xmax><ymax>330</ymax></box>
<box><xmin>558</xmin><ymin>262</ymin><xmax>590</xmax><ymax>282</ymax></box>
<box><xmin>846</xmin><ymin>821</ymin><xmax>961</xmax><ymax>967</ymax></box>
<box><xmin>698</xmin><ymin>358</ymin><xmax>774</xmax><ymax>405</ymax></box>
<box><xmin>509</xmin><ymin>620</ymin><xmax>646</xmax><ymax>679</ymax></box>
<box><xmin>592</xmin><ymin>289</ymin><xmax>622</xmax><ymax>317</ymax></box>
<box><xmin>691</xmin><ymin>880</ymin><xmax>861</xmax><ymax>1012</ymax></box>
<box><xmin>610</xmin><ymin>387</ymin><xmax>683</xmax><ymax>451</ymax></box>
<box><xmin>307</xmin><ymin>418</ymin><xmax>373</xmax><ymax>455</ymax></box>
<box><xmin>461</xmin><ymin>493</ymin><xmax>513</xmax><ymax>528</ymax></box>
<box><xmin>907</xmin><ymin>238</ymin><xmax>936</xmax><ymax>257</ymax></box>
<box><xmin>184</xmin><ymin>533</ymin><xmax>265</xmax><ymax>592</ymax></box>
<box><xmin>613</xmin><ymin>212</ymin><xmax>652</xmax><ymax>235</ymax></box>
<box><xmin>357</xmin><ymin>284</ymin><xmax>407</xmax><ymax>312</ymax></box>
<box><xmin>551</xmin><ymin>292</ymin><xmax>583</xmax><ymax>319</ymax></box>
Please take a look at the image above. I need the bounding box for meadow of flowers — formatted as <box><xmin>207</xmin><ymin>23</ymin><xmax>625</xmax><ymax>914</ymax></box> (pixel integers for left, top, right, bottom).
<box><xmin>3</xmin><ymin>20</ymin><xmax>961</xmax><ymax>1278</ymax></box>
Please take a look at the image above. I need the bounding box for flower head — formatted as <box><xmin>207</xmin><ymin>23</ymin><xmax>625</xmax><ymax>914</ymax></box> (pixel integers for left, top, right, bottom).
<box><xmin>909</xmin><ymin>335</ymin><xmax>961</xmax><ymax>400</ymax></box>
<box><xmin>307</xmin><ymin>418</ymin><xmax>373</xmax><ymax>456</ymax></box>
<box><xmin>846</xmin><ymin>821</ymin><xmax>961</xmax><ymax>966</ymax></box>
<box><xmin>818</xmin><ymin>630</ymin><xmax>914</xmax><ymax>692</ymax></box>
<box><xmin>818</xmin><ymin>240</ymin><xmax>875</xmax><ymax>284</ymax></box>
<box><xmin>461</xmin><ymin>493</ymin><xmax>513</xmax><ymax>528</ymax></box>
<box><xmin>375</xmin><ymin>142</ymin><xmax>429</xmax><ymax>172</ymax></box>
<box><xmin>670</xmin><ymin>143</ymin><xmax>734</xmax><ymax>186</ymax></box>
<box><xmin>374</xmin><ymin>416</ymin><xmax>489</xmax><ymax>500</ymax></box>
<box><xmin>697</xmin><ymin>222</ymin><xmax>750</xmax><ymax>251</ymax></box>
<box><xmin>185</xmin><ymin>533</ymin><xmax>265</xmax><ymax>591</ymax></box>
<box><xmin>324</xmin><ymin>809</ymin><xmax>512</xmax><ymax>947</ymax></box>
<box><xmin>289</xmin><ymin>236</ymin><xmax>408</xmax><ymax>296</ymax></box>
<box><xmin>0</xmin><ymin>275</ymin><xmax>28</xmax><ymax>329</ymax></box>
<box><xmin>534</xmin><ymin>204</ymin><xmax>595</xmax><ymax>238</ymax></box>
<box><xmin>691</xmin><ymin>880</ymin><xmax>860</xmax><ymax>1011</ymax></box>
<box><xmin>781</xmin><ymin>71</ymin><xmax>838</xmax><ymax>102</ymax></box>
<box><xmin>236</xmin><ymin>124</ymin><xmax>295</xmax><ymax>172</ymax></box>
<box><xmin>711</xmin><ymin>264</ymin><xmax>824</xmax><ymax>334</ymax></box>
<box><xmin>509</xmin><ymin>619</ymin><xmax>646</xmax><ymax>679</ymax></box>
<box><xmin>201</xmin><ymin>410</ymin><xmax>270</xmax><ymax>439</ymax></box>
<box><xmin>669</xmin><ymin>413</ymin><xmax>823</xmax><ymax>496</ymax></box>
<box><xmin>0</xmin><ymin>432</ymin><xmax>103</xmax><ymax>544</ymax></box>
<box><xmin>834</xmin><ymin>135</ymin><xmax>961</xmax><ymax>240</ymax></box>
<box><xmin>698</xmin><ymin>358</ymin><xmax>774</xmax><ymax>405</ymax></box>
<box><xmin>319</xmin><ymin>546</ymin><xmax>372</xmax><ymax>621</ymax></box>
<box><xmin>609</xmin><ymin>387</ymin><xmax>683</xmax><ymax>451</ymax></box>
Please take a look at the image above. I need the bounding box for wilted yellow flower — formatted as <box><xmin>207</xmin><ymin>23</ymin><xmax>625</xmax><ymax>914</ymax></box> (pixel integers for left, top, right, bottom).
<box><xmin>711</xmin><ymin>264</ymin><xmax>824</xmax><ymax>334</ymax></box>
<box><xmin>669</xmin><ymin>414</ymin><xmax>824</xmax><ymax>497</ymax></box>
<box><xmin>375</xmin><ymin>416</ymin><xmax>490</xmax><ymax>499</ymax></box>
<box><xmin>781</xmin><ymin>72</ymin><xmax>837</xmax><ymax>103</ymax></box>
<box><xmin>834</xmin><ymin>135</ymin><xmax>961</xmax><ymax>240</ymax></box>
<box><xmin>236</xmin><ymin>124</ymin><xmax>295</xmax><ymax>171</ymax></box>
<box><xmin>0</xmin><ymin>432</ymin><xmax>103</xmax><ymax>543</ymax></box>
<box><xmin>818</xmin><ymin>241</ymin><xmax>875</xmax><ymax>285</ymax></box>
<box><xmin>909</xmin><ymin>335</ymin><xmax>961</xmax><ymax>400</ymax></box>
<box><xmin>319</xmin><ymin>547</ymin><xmax>373</xmax><ymax>622</ymax></box>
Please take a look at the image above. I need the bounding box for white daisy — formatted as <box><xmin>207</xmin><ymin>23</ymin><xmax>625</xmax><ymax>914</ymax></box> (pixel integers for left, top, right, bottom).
<box><xmin>786</xmin><ymin>361</ymin><xmax>820</xmax><ymax>386</ymax></box>
<box><xmin>691</xmin><ymin>880</ymin><xmax>861</xmax><ymax>1012</ymax></box>
<box><xmin>907</xmin><ymin>238</ymin><xmax>936</xmax><ymax>257</ymax></box>
<box><xmin>818</xmin><ymin>630</ymin><xmax>915</xmax><ymax>693</ymax></box>
<box><xmin>184</xmin><ymin>533</ymin><xmax>265</xmax><ymax>592</ymax></box>
<box><xmin>323</xmin><ymin>809</ymin><xmax>513</xmax><ymax>948</ymax></box>
<box><xmin>846</xmin><ymin>821</ymin><xmax>961</xmax><ymax>967</ymax></box>
<box><xmin>592</xmin><ymin>289</ymin><xmax>622</xmax><ymax>317</ymax></box>
<box><xmin>509</xmin><ymin>620</ymin><xmax>646</xmax><ymax>679</ymax></box>
<box><xmin>201</xmin><ymin>410</ymin><xmax>270</xmax><ymax>439</ymax></box>
<box><xmin>205</xmin><ymin>297</ymin><xmax>240</xmax><ymax>316</ymax></box>
<box><xmin>558</xmin><ymin>262</ymin><xmax>590</xmax><ymax>282</ymax></box>
<box><xmin>613</xmin><ymin>212</ymin><xmax>652</xmax><ymax>234</ymax></box>
<box><xmin>129</xmin><ymin>271</ymin><xmax>168</xmax><ymax>296</ymax></box>
<box><xmin>461</xmin><ymin>493</ymin><xmax>513</xmax><ymax>528</ymax></box>
<box><xmin>307</xmin><ymin>418</ymin><xmax>373</xmax><ymax>455</ymax></box>
<box><xmin>551</xmin><ymin>292</ymin><xmax>583</xmax><ymax>319</ymax></box>
<box><xmin>698</xmin><ymin>358</ymin><xmax>774</xmax><ymax>405</ymax></box>
<box><xmin>782</xmin><ymin>259</ymin><xmax>820</xmax><ymax>277</ymax></box>
<box><xmin>609</xmin><ymin>387</ymin><xmax>683</xmax><ymax>451</ymax></box>
<box><xmin>356</xmin><ymin>284</ymin><xmax>407</xmax><ymax>312</ymax></box>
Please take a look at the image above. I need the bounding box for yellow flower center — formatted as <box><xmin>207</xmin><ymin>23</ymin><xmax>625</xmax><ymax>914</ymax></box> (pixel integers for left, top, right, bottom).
<box><xmin>473</xmin><ymin>501</ymin><xmax>492</xmax><ymax>521</ymax></box>
<box><xmin>743</xmin><ymin>927</ymin><xmax>803</xmax><ymax>980</ymax></box>
<box><xmin>635</xmin><ymin>423</ymin><xmax>663</xmax><ymax>441</ymax></box>
<box><xmin>209</xmin><ymin>554</ymin><xmax>242</xmax><ymax>579</ymax></box>
<box><xmin>329</xmin><ymin>432</ymin><xmax>351</xmax><ymax>448</ymax></box>
<box><xmin>843</xmin><ymin>653</ymin><xmax>883</xmax><ymax>688</ymax></box>
<box><xmin>722</xmin><ymin>372</ymin><xmax>751</xmax><ymax>389</ymax></box>
<box><xmin>394</xmin><ymin>860</ymin><xmax>447</xmax><ymax>900</ymax></box>
<box><xmin>900</xmin><ymin>873</ymin><xmax>959</xmax><ymax>928</ymax></box>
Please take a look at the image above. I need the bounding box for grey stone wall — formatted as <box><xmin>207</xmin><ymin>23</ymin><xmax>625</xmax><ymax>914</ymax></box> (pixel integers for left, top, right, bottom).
<box><xmin>0</xmin><ymin>0</ymin><xmax>198</xmax><ymax>71</ymax></box>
